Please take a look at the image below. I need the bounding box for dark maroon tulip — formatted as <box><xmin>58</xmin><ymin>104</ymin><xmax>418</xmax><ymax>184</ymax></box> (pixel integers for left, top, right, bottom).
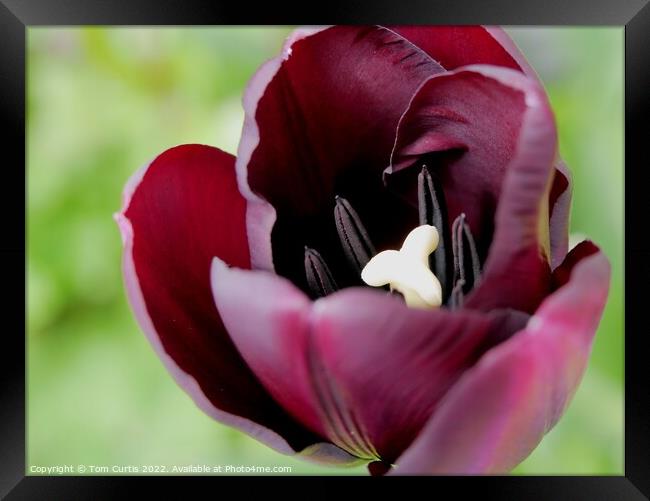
<box><xmin>117</xmin><ymin>26</ymin><xmax>610</xmax><ymax>473</ymax></box>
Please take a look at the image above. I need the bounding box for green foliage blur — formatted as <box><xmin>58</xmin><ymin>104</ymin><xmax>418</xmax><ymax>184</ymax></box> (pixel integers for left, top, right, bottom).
<box><xmin>27</xmin><ymin>27</ymin><xmax>623</xmax><ymax>475</ymax></box>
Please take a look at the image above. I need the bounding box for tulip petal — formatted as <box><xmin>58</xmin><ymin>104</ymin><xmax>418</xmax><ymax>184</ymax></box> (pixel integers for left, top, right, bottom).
<box><xmin>552</xmin><ymin>239</ymin><xmax>599</xmax><ymax>290</ymax></box>
<box><xmin>482</xmin><ymin>27</ymin><xmax>572</xmax><ymax>269</ymax></box>
<box><xmin>117</xmin><ymin>144</ymin><xmax>327</xmax><ymax>457</ymax></box>
<box><xmin>210</xmin><ymin>259</ymin><xmax>331</xmax><ymax>442</ymax></box>
<box><xmin>548</xmin><ymin>159</ymin><xmax>572</xmax><ymax>268</ymax></box>
<box><xmin>212</xmin><ymin>259</ymin><xmax>529</xmax><ymax>463</ymax></box>
<box><xmin>236</xmin><ymin>26</ymin><xmax>446</xmax><ymax>289</ymax></box>
<box><xmin>390</xmin><ymin>248</ymin><xmax>610</xmax><ymax>474</ymax></box>
<box><xmin>390</xmin><ymin>26</ymin><xmax>521</xmax><ymax>72</ymax></box>
<box><xmin>308</xmin><ymin>292</ymin><xmax>529</xmax><ymax>463</ymax></box>
<box><xmin>389</xmin><ymin>65</ymin><xmax>558</xmax><ymax>313</ymax></box>
<box><xmin>465</xmin><ymin>66</ymin><xmax>558</xmax><ymax>313</ymax></box>
<box><xmin>392</xmin><ymin>26</ymin><xmax>572</xmax><ymax>269</ymax></box>
<box><xmin>482</xmin><ymin>26</ymin><xmax>540</xmax><ymax>78</ymax></box>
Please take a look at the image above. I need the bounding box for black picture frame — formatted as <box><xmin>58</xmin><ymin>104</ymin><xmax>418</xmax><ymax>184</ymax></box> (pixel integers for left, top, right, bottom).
<box><xmin>3</xmin><ymin>0</ymin><xmax>649</xmax><ymax>498</ymax></box>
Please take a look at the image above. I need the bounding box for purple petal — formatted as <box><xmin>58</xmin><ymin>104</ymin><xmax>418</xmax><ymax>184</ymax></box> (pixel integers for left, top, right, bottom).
<box><xmin>482</xmin><ymin>26</ymin><xmax>572</xmax><ymax>269</ymax></box>
<box><xmin>116</xmin><ymin>144</ymin><xmax>323</xmax><ymax>456</ymax></box>
<box><xmin>391</xmin><ymin>26</ymin><xmax>522</xmax><ymax>71</ymax></box>
<box><xmin>548</xmin><ymin>159</ymin><xmax>572</xmax><ymax>268</ymax></box>
<box><xmin>464</xmin><ymin>65</ymin><xmax>558</xmax><ymax>313</ymax></box>
<box><xmin>393</xmin><ymin>26</ymin><xmax>572</xmax><ymax>269</ymax></box>
<box><xmin>210</xmin><ymin>258</ymin><xmax>327</xmax><ymax>438</ymax></box>
<box><xmin>389</xmin><ymin>65</ymin><xmax>558</xmax><ymax>313</ymax></box>
<box><xmin>482</xmin><ymin>26</ymin><xmax>540</xmax><ymax>77</ymax></box>
<box><xmin>390</xmin><ymin>248</ymin><xmax>610</xmax><ymax>474</ymax></box>
<box><xmin>236</xmin><ymin>26</ymin><xmax>445</xmax><ymax>288</ymax></box>
<box><xmin>212</xmin><ymin>259</ymin><xmax>528</xmax><ymax>462</ymax></box>
<box><xmin>552</xmin><ymin>239</ymin><xmax>600</xmax><ymax>290</ymax></box>
<box><xmin>308</xmin><ymin>291</ymin><xmax>529</xmax><ymax>463</ymax></box>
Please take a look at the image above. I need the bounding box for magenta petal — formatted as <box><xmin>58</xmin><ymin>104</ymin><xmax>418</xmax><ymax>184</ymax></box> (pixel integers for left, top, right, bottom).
<box><xmin>390</xmin><ymin>65</ymin><xmax>557</xmax><ymax>313</ymax></box>
<box><xmin>212</xmin><ymin>259</ymin><xmax>528</xmax><ymax>462</ymax></box>
<box><xmin>241</xmin><ymin>25</ymin><xmax>443</xmax><ymax>214</ymax></box>
<box><xmin>308</xmin><ymin>291</ymin><xmax>529</xmax><ymax>462</ymax></box>
<box><xmin>390</xmin><ymin>250</ymin><xmax>610</xmax><ymax>474</ymax></box>
<box><xmin>548</xmin><ymin>159</ymin><xmax>572</xmax><ymax>268</ymax></box>
<box><xmin>117</xmin><ymin>144</ymin><xmax>320</xmax><ymax>455</ymax></box>
<box><xmin>236</xmin><ymin>26</ymin><xmax>445</xmax><ymax>281</ymax></box>
<box><xmin>210</xmin><ymin>258</ymin><xmax>326</xmax><ymax>437</ymax></box>
<box><xmin>391</xmin><ymin>26</ymin><xmax>522</xmax><ymax>72</ymax></box>
<box><xmin>465</xmin><ymin>66</ymin><xmax>558</xmax><ymax>313</ymax></box>
<box><xmin>389</xmin><ymin>66</ymin><xmax>528</xmax><ymax>256</ymax></box>
<box><xmin>482</xmin><ymin>26</ymin><xmax>539</xmax><ymax>77</ymax></box>
<box><xmin>482</xmin><ymin>26</ymin><xmax>572</xmax><ymax>269</ymax></box>
<box><xmin>393</xmin><ymin>26</ymin><xmax>571</xmax><ymax>269</ymax></box>
<box><xmin>552</xmin><ymin>239</ymin><xmax>600</xmax><ymax>290</ymax></box>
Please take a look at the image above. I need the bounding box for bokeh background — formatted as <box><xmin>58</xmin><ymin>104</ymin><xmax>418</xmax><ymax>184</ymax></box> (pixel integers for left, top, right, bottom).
<box><xmin>27</xmin><ymin>27</ymin><xmax>623</xmax><ymax>475</ymax></box>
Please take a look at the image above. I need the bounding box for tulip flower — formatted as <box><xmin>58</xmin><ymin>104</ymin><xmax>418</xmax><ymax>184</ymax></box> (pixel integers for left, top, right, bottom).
<box><xmin>116</xmin><ymin>26</ymin><xmax>610</xmax><ymax>474</ymax></box>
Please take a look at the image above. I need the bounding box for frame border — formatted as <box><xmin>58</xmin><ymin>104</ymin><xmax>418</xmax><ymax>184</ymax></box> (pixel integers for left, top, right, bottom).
<box><xmin>4</xmin><ymin>0</ymin><xmax>649</xmax><ymax>498</ymax></box>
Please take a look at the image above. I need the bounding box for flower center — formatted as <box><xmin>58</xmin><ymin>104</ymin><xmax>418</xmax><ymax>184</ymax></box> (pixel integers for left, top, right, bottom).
<box><xmin>303</xmin><ymin>165</ymin><xmax>482</xmax><ymax>309</ymax></box>
<box><xmin>361</xmin><ymin>224</ymin><xmax>443</xmax><ymax>308</ymax></box>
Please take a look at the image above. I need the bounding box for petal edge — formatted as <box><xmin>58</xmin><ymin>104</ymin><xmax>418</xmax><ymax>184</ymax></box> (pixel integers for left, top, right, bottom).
<box><xmin>117</xmin><ymin>144</ymin><xmax>319</xmax><ymax>455</ymax></box>
<box><xmin>391</xmin><ymin>250</ymin><xmax>610</xmax><ymax>474</ymax></box>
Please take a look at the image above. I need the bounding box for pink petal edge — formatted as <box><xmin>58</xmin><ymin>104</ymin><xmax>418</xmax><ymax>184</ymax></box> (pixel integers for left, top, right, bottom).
<box><xmin>486</xmin><ymin>25</ymin><xmax>572</xmax><ymax>269</ymax></box>
<box><xmin>483</xmin><ymin>26</ymin><xmax>541</xmax><ymax>81</ymax></box>
<box><xmin>209</xmin><ymin>256</ymin><xmax>360</xmax><ymax>465</ymax></box>
<box><xmin>115</xmin><ymin>153</ymin><xmax>296</xmax><ymax>456</ymax></box>
<box><xmin>390</xmin><ymin>250</ymin><xmax>610</xmax><ymax>474</ymax></box>
<box><xmin>235</xmin><ymin>26</ymin><xmax>329</xmax><ymax>272</ymax></box>
<box><xmin>463</xmin><ymin>64</ymin><xmax>557</xmax><ymax>312</ymax></box>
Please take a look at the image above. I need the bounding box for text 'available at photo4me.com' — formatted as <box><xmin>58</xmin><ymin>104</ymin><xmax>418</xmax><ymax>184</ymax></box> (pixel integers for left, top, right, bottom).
<box><xmin>29</xmin><ymin>464</ymin><xmax>294</xmax><ymax>475</ymax></box>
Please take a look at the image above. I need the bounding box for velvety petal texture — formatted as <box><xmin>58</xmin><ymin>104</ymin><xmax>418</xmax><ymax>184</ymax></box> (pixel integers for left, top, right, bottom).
<box><xmin>212</xmin><ymin>259</ymin><xmax>529</xmax><ymax>463</ymax></box>
<box><xmin>388</xmin><ymin>66</ymin><xmax>528</xmax><ymax>253</ymax></box>
<box><xmin>116</xmin><ymin>144</ymin><xmax>328</xmax><ymax>456</ymax></box>
<box><xmin>389</xmin><ymin>65</ymin><xmax>558</xmax><ymax>314</ymax></box>
<box><xmin>391</xmin><ymin>26</ymin><xmax>522</xmax><ymax>72</ymax></box>
<box><xmin>392</xmin><ymin>26</ymin><xmax>572</xmax><ymax>270</ymax></box>
<box><xmin>390</xmin><ymin>248</ymin><xmax>610</xmax><ymax>474</ymax></box>
<box><xmin>236</xmin><ymin>26</ymin><xmax>447</xmax><ymax>288</ymax></box>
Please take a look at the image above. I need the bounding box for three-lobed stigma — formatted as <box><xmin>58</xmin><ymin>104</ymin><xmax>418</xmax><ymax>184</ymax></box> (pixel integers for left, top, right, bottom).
<box><xmin>361</xmin><ymin>225</ymin><xmax>443</xmax><ymax>308</ymax></box>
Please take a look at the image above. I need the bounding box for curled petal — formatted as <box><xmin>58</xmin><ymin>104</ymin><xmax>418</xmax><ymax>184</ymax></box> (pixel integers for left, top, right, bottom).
<box><xmin>391</xmin><ymin>25</ymin><xmax>522</xmax><ymax>72</ymax></box>
<box><xmin>116</xmin><ymin>144</ymin><xmax>325</xmax><ymax>457</ymax></box>
<box><xmin>390</xmin><ymin>248</ymin><xmax>610</xmax><ymax>474</ymax></box>
<box><xmin>552</xmin><ymin>240</ymin><xmax>600</xmax><ymax>290</ymax></box>
<box><xmin>390</xmin><ymin>26</ymin><xmax>571</xmax><ymax>271</ymax></box>
<box><xmin>482</xmin><ymin>26</ymin><xmax>572</xmax><ymax>269</ymax></box>
<box><xmin>465</xmin><ymin>65</ymin><xmax>558</xmax><ymax>313</ymax></box>
<box><xmin>212</xmin><ymin>259</ymin><xmax>529</xmax><ymax>463</ymax></box>
<box><xmin>482</xmin><ymin>26</ymin><xmax>540</xmax><ymax>78</ymax></box>
<box><xmin>548</xmin><ymin>160</ymin><xmax>572</xmax><ymax>269</ymax></box>
<box><xmin>237</xmin><ymin>25</ymin><xmax>446</xmax><ymax>288</ymax></box>
<box><xmin>390</xmin><ymin>65</ymin><xmax>558</xmax><ymax>313</ymax></box>
<box><xmin>211</xmin><ymin>258</ymin><xmax>327</xmax><ymax>440</ymax></box>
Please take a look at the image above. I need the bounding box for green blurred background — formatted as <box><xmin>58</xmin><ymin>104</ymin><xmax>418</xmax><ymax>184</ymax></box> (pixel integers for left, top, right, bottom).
<box><xmin>27</xmin><ymin>27</ymin><xmax>623</xmax><ymax>475</ymax></box>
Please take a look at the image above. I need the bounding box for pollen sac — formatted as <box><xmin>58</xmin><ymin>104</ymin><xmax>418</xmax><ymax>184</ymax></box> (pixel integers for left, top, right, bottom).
<box><xmin>304</xmin><ymin>247</ymin><xmax>339</xmax><ymax>298</ymax></box>
<box><xmin>361</xmin><ymin>225</ymin><xmax>442</xmax><ymax>309</ymax></box>
<box><xmin>418</xmin><ymin>166</ymin><xmax>452</xmax><ymax>301</ymax></box>
<box><xmin>334</xmin><ymin>196</ymin><xmax>376</xmax><ymax>274</ymax></box>
<box><xmin>448</xmin><ymin>278</ymin><xmax>466</xmax><ymax>310</ymax></box>
<box><xmin>451</xmin><ymin>213</ymin><xmax>481</xmax><ymax>293</ymax></box>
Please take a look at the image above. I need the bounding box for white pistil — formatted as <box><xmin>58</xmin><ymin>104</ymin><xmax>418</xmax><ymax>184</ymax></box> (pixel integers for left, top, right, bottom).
<box><xmin>361</xmin><ymin>225</ymin><xmax>442</xmax><ymax>309</ymax></box>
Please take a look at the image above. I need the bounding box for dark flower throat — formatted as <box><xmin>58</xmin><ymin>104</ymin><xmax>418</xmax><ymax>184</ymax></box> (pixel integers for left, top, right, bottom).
<box><xmin>303</xmin><ymin>166</ymin><xmax>481</xmax><ymax>309</ymax></box>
